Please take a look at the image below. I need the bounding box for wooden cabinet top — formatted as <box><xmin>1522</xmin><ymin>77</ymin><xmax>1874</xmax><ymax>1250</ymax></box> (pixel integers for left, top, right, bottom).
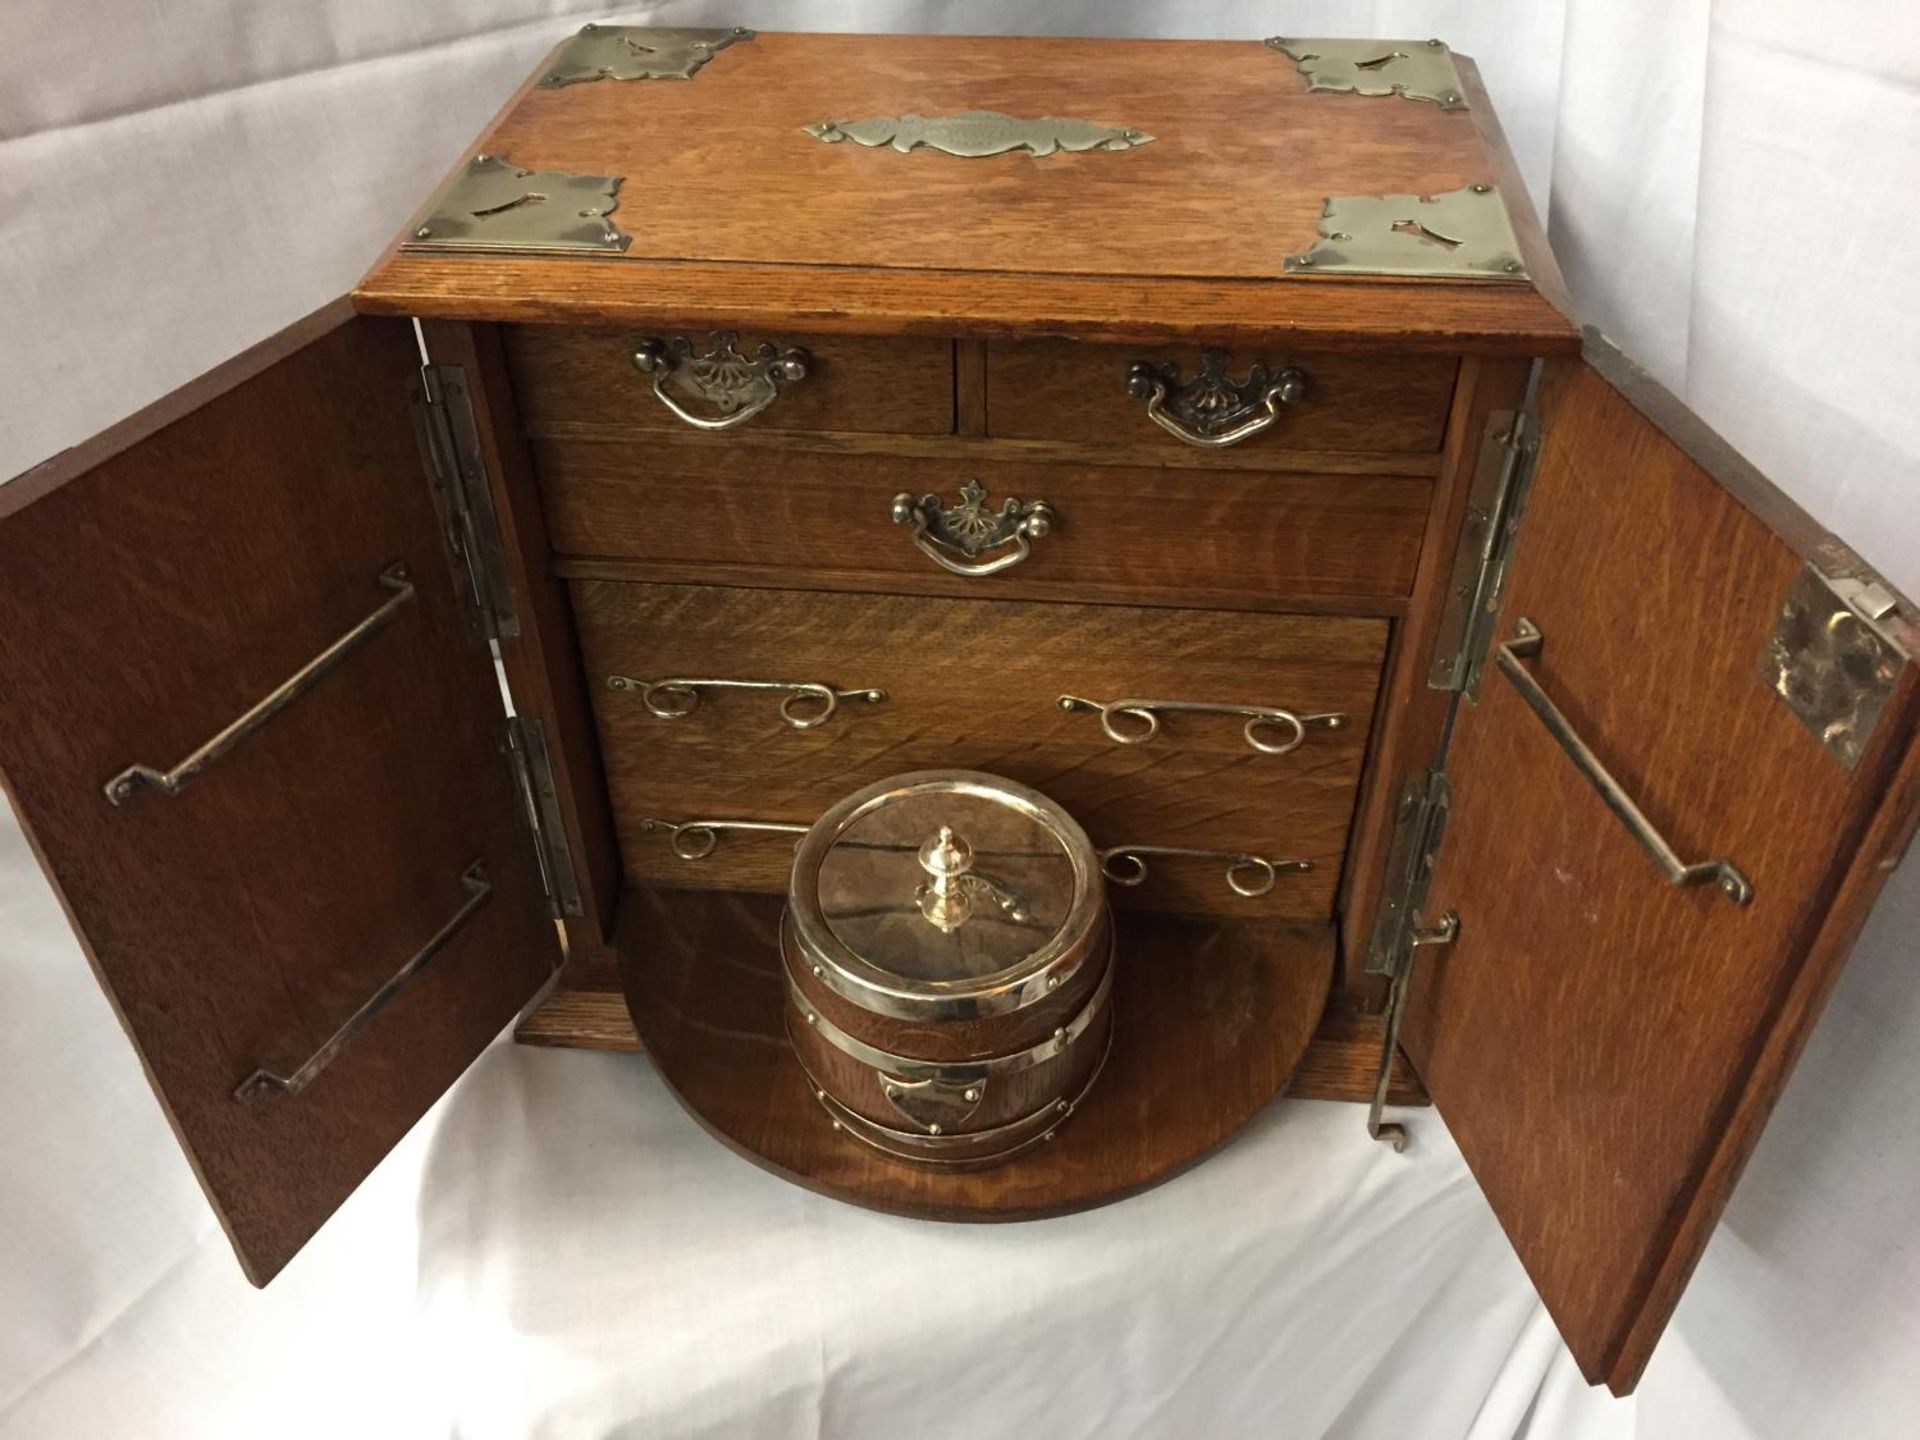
<box><xmin>354</xmin><ymin>29</ymin><xmax>1579</xmax><ymax>352</ymax></box>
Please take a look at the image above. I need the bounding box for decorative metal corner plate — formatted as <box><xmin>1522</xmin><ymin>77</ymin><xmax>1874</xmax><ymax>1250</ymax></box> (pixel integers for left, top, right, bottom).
<box><xmin>1265</xmin><ymin>37</ymin><xmax>1467</xmax><ymax>110</ymax></box>
<box><xmin>804</xmin><ymin>111</ymin><xmax>1153</xmax><ymax>157</ymax></box>
<box><xmin>402</xmin><ymin>154</ymin><xmax>629</xmax><ymax>256</ymax></box>
<box><xmin>1286</xmin><ymin>184</ymin><xmax>1527</xmax><ymax>280</ymax></box>
<box><xmin>538</xmin><ymin>24</ymin><xmax>753</xmax><ymax>86</ymax></box>
<box><xmin>1761</xmin><ymin>565</ymin><xmax>1909</xmax><ymax>769</ymax></box>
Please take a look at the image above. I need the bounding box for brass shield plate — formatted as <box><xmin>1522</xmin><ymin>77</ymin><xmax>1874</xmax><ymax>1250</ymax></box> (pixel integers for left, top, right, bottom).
<box><xmin>804</xmin><ymin>111</ymin><xmax>1153</xmax><ymax>157</ymax></box>
<box><xmin>1287</xmin><ymin>185</ymin><xmax>1529</xmax><ymax>280</ymax></box>
<box><xmin>402</xmin><ymin>155</ymin><xmax>629</xmax><ymax>257</ymax></box>
<box><xmin>537</xmin><ymin>24</ymin><xmax>754</xmax><ymax>86</ymax></box>
<box><xmin>1266</xmin><ymin>36</ymin><xmax>1467</xmax><ymax>110</ymax></box>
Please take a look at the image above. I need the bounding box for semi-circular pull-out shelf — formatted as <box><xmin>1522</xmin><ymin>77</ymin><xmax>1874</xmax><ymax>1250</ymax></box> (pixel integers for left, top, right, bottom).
<box><xmin>617</xmin><ymin>887</ymin><xmax>1333</xmax><ymax>1219</ymax></box>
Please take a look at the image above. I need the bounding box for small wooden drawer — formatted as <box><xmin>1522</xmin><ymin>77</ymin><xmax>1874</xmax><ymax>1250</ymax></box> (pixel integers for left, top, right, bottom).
<box><xmin>986</xmin><ymin>342</ymin><xmax>1457</xmax><ymax>460</ymax></box>
<box><xmin>503</xmin><ymin>325</ymin><xmax>955</xmax><ymax>437</ymax></box>
<box><xmin>572</xmin><ymin>581</ymin><xmax>1388</xmax><ymax>922</ymax></box>
<box><xmin>538</xmin><ymin>441</ymin><xmax>1430</xmax><ymax>610</ymax></box>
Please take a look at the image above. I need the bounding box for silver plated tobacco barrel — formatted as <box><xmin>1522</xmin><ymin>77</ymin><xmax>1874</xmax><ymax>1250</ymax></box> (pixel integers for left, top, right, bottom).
<box><xmin>782</xmin><ymin>771</ymin><xmax>1115</xmax><ymax>1167</ymax></box>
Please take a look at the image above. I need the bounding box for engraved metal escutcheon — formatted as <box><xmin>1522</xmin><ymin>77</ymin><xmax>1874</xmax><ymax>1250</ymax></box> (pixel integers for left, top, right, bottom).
<box><xmin>805</xmin><ymin>110</ymin><xmax>1153</xmax><ymax>157</ymax></box>
<box><xmin>1761</xmin><ymin>566</ymin><xmax>1907</xmax><ymax>769</ymax></box>
<box><xmin>1266</xmin><ymin>37</ymin><xmax>1467</xmax><ymax>109</ymax></box>
<box><xmin>1288</xmin><ymin>185</ymin><xmax>1527</xmax><ymax>280</ymax></box>
<box><xmin>1125</xmin><ymin>351</ymin><xmax>1307</xmax><ymax>448</ymax></box>
<box><xmin>404</xmin><ymin>154</ymin><xmax>629</xmax><ymax>255</ymax></box>
<box><xmin>539</xmin><ymin>24</ymin><xmax>754</xmax><ymax>86</ymax></box>
<box><xmin>892</xmin><ymin>481</ymin><xmax>1054</xmax><ymax>577</ymax></box>
<box><xmin>632</xmin><ymin>332</ymin><xmax>809</xmax><ymax>431</ymax></box>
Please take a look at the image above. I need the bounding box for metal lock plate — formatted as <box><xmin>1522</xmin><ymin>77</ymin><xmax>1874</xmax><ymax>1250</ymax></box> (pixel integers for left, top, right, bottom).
<box><xmin>403</xmin><ymin>154</ymin><xmax>628</xmax><ymax>256</ymax></box>
<box><xmin>1762</xmin><ymin>565</ymin><xmax>1908</xmax><ymax>768</ymax></box>
<box><xmin>1288</xmin><ymin>184</ymin><xmax>1529</xmax><ymax>280</ymax></box>
<box><xmin>538</xmin><ymin>24</ymin><xmax>754</xmax><ymax>86</ymax></box>
<box><xmin>1266</xmin><ymin>36</ymin><xmax>1468</xmax><ymax>109</ymax></box>
<box><xmin>804</xmin><ymin>111</ymin><xmax>1153</xmax><ymax>157</ymax></box>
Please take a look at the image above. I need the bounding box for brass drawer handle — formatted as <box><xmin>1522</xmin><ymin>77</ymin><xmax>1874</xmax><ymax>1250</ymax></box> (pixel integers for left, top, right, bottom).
<box><xmin>1125</xmin><ymin>350</ymin><xmax>1306</xmax><ymax>449</ymax></box>
<box><xmin>234</xmin><ymin>861</ymin><xmax>492</xmax><ymax>1101</ymax></box>
<box><xmin>631</xmin><ymin>330</ymin><xmax>809</xmax><ymax>432</ymax></box>
<box><xmin>1058</xmin><ymin>695</ymin><xmax>1348</xmax><ymax>755</ymax></box>
<box><xmin>892</xmin><ymin>481</ymin><xmax>1054</xmax><ymax>577</ymax></box>
<box><xmin>1496</xmin><ymin>617</ymin><xmax>1753</xmax><ymax>905</ymax></box>
<box><xmin>105</xmin><ymin>563</ymin><xmax>415</xmax><ymax>805</ymax></box>
<box><xmin>609</xmin><ymin>675</ymin><xmax>886</xmax><ymax>730</ymax></box>
<box><xmin>1099</xmin><ymin>845</ymin><xmax>1312</xmax><ymax>899</ymax></box>
<box><xmin>639</xmin><ymin>815</ymin><xmax>810</xmax><ymax>861</ymax></box>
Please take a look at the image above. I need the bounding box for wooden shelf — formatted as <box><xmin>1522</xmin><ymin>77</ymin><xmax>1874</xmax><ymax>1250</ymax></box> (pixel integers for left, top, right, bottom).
<box><xmin>517</xmin><ymin>917</ymin><xmax>1427</xmax><ymax>1108</ymax></box>
<box><xmin>560</xmin><ymin>887</ymin><xmax>1416</xmax><ymax>1221</ymax></box>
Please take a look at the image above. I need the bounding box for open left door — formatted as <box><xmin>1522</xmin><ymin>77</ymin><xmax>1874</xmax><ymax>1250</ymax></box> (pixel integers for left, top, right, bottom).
<box><xmin>1399</xmin><ymin>336</ymin><xmax>1919</xmax><ymax>1393</ymax></box>
<box><xmin>0</xmin><ymin>302</ymin><xmax>559</xmax><ymax>1284</ymax></box>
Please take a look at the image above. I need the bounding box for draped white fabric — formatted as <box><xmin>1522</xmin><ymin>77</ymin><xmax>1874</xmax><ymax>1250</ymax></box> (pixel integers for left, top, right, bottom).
<box><xmin>1</xmin><ymin>3</ymin><xmax>1915</xmax><ymax>1437</ymax></box>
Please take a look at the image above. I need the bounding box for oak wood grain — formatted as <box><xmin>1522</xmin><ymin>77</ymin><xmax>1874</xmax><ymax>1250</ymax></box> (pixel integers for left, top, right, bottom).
<box><xmin>353</xmin><ymin>33</ymin><xmax>1579</xmax><ymax>353</ymax></box>
<box><xmin>619</xmin><ymin>886</ymin><xmax>1333</xmax><ymax>1217</ymax></box>
<box><xmin>503</xmin><ymin>324</ymin><xmax>954</xmax><ymax>437</ymax></box>
<box><xmin>515</xmin><ymin>941</ymin><xmax>1430</xmax><ymax>1107</ymax></box>
<box><xmin>0</xmin><ymin>308</ymin><xmax>557</xmax><ymax>1284</ymax></box>
<box><xmin>536</xmin><ymin>440</ymin><xmax>1432</xmax><ymax>609</ymax></box>
<box><xmin>1401</xmin><ymin>357</ymin><xmax>1920</xmax><ymax>1394</ymax></box>
<box><xmin>572</xmin><ymin>582</ymin><xmax>1386</xmax><ymax>921</ymax></box>
<box><xmin>988</xmin><ymin>343</ymin><xmax>1455</xmax><ymax>459</ymax></box>
<box><xmin>518</xmin><ymin>420</ymin><xmax>1443</xmax><ymax>478</ymax></box>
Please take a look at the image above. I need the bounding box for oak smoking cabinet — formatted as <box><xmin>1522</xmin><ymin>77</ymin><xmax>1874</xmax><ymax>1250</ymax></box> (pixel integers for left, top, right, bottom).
<box><xmin>1</xmin><ymin>29</ymin><xmax>1914</xmax><ymax>1397</ymax></box>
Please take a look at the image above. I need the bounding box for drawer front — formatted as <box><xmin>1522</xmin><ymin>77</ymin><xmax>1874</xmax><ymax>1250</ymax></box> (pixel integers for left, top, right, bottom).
<box><xmin>987</xmin><ymin>342</ymin><xmax>1456</xmax><ymax>459</ymax></box>
<box><xmin>504</xmin><ymin>325</ymin><xmax>955</xmax><ymax>437</ymax></box>
<box><xmin>574</xmin><ymin>581</ymin><xmax>1388</xmax><ymax>921</ymax></box>
<box><xmin>540</xmin><ymin>442</ymin><xmax>1429</xmax><ymax>609</ymax></box>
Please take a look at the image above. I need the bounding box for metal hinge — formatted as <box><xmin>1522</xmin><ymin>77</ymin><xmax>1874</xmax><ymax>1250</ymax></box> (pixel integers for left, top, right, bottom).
<box><xmin>414</xmin><ymin>364</ymin><xmax>519</xmax><ymax>643</ymax></box>
<box><xmin>505</xmin><ymin>716</ymin><xmax>584</xmax><ymax>920</ymax></box>
<box><xmin>1363</xmin><ymin>770</ymin><xmax>1459</xmax><ymax>1151</ymax></box>
<box><xmin>1427</xmin><ymin>409</ymin><xmax>1541</xmax><ymax>696</ymax></box>
<box><xmin>1365</xmin><ymin>771</ymin><xmax>1453</xmax><ymax>985</ymax></box>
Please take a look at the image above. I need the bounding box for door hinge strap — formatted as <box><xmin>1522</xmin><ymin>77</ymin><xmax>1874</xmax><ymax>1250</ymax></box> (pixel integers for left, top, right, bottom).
<box><xmin>1429</xmin><ymin>408</ymin><xmax>1541</xmax><ymax>696</ymax></box>
<box><xmin>505</xmin><ymin>716</ymin><xmax>584</xmax><ymax>919</ymax></box>
<box><xmin>1368</xmin><ymin>908</ymin><xmax>1458</xmax><ymax>1151</ymax></box>
<box><xmin>1362</xmin><ymin>769</ymin><xmax>1455</xmax><ymax>1150</ymax></box>
<box><xmin>414</xmin><ymin>363</ymin><xmax>519</xmax><ymax>643</ymax></box>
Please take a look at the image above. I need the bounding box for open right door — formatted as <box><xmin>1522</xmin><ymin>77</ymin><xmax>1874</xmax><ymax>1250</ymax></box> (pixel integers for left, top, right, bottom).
<box><xmin>1401</xmin><ymin>335</ymin><xmax>1920</xmax><ymax>1394</ymax></box>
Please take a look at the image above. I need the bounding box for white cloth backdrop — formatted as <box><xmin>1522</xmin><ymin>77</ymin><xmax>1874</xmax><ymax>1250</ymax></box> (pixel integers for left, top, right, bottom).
<box><xmin>1</xmin><ymin>3</ymin><xmax>1915</xmax><ymax>1436</ymax></box>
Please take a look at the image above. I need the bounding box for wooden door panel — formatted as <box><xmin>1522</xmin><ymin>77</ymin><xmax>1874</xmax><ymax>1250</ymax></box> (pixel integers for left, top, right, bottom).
<box><xmin>0</xmin><ymin>303</ymin><xmax>557</xmax><ymax>1283</ymax></box>
<box><xmin>1403</xmin><ymin>341</ymin><xmax>1919</xmax><ymax>1393</ymax></box>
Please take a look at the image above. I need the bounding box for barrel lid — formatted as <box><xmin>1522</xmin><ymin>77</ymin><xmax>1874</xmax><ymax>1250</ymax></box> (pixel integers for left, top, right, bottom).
<box><xmin>787</xmin><ymin>771</ymin><xmax>1102</xmax><ymax>1016</ymax></box>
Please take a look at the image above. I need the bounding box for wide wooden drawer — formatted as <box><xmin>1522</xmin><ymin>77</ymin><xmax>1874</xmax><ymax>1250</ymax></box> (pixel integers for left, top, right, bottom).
<box><xmin>539</xmin><ymin>441</ymin><xmax>1429</xmax><ymax>610</ymax></box>
<box><xmin>987</xmin><ymin>342</ymin><xmax>1456</xmax><ymax>460</ymax></box>
<box><xmin>573</xmin><ymin>581</ymin><xmax>1388</xmax><ymax>921</ymax></box>
<box><xmin>504</xmin><ymin>325</ymin><xmax>955</xmax><ymax>437</ymax></box>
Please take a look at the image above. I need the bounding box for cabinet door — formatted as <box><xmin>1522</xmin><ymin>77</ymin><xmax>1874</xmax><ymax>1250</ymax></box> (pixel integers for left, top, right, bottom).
<box><xmin>0</xmin><ymin>301</ymin><xmax>558</xmax><ymax>1284</ymax></box>
<box><xmin>1404</xmin><ymin>336</ymin><xmax>1919</xmax><ymax>1393</ymax></box>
